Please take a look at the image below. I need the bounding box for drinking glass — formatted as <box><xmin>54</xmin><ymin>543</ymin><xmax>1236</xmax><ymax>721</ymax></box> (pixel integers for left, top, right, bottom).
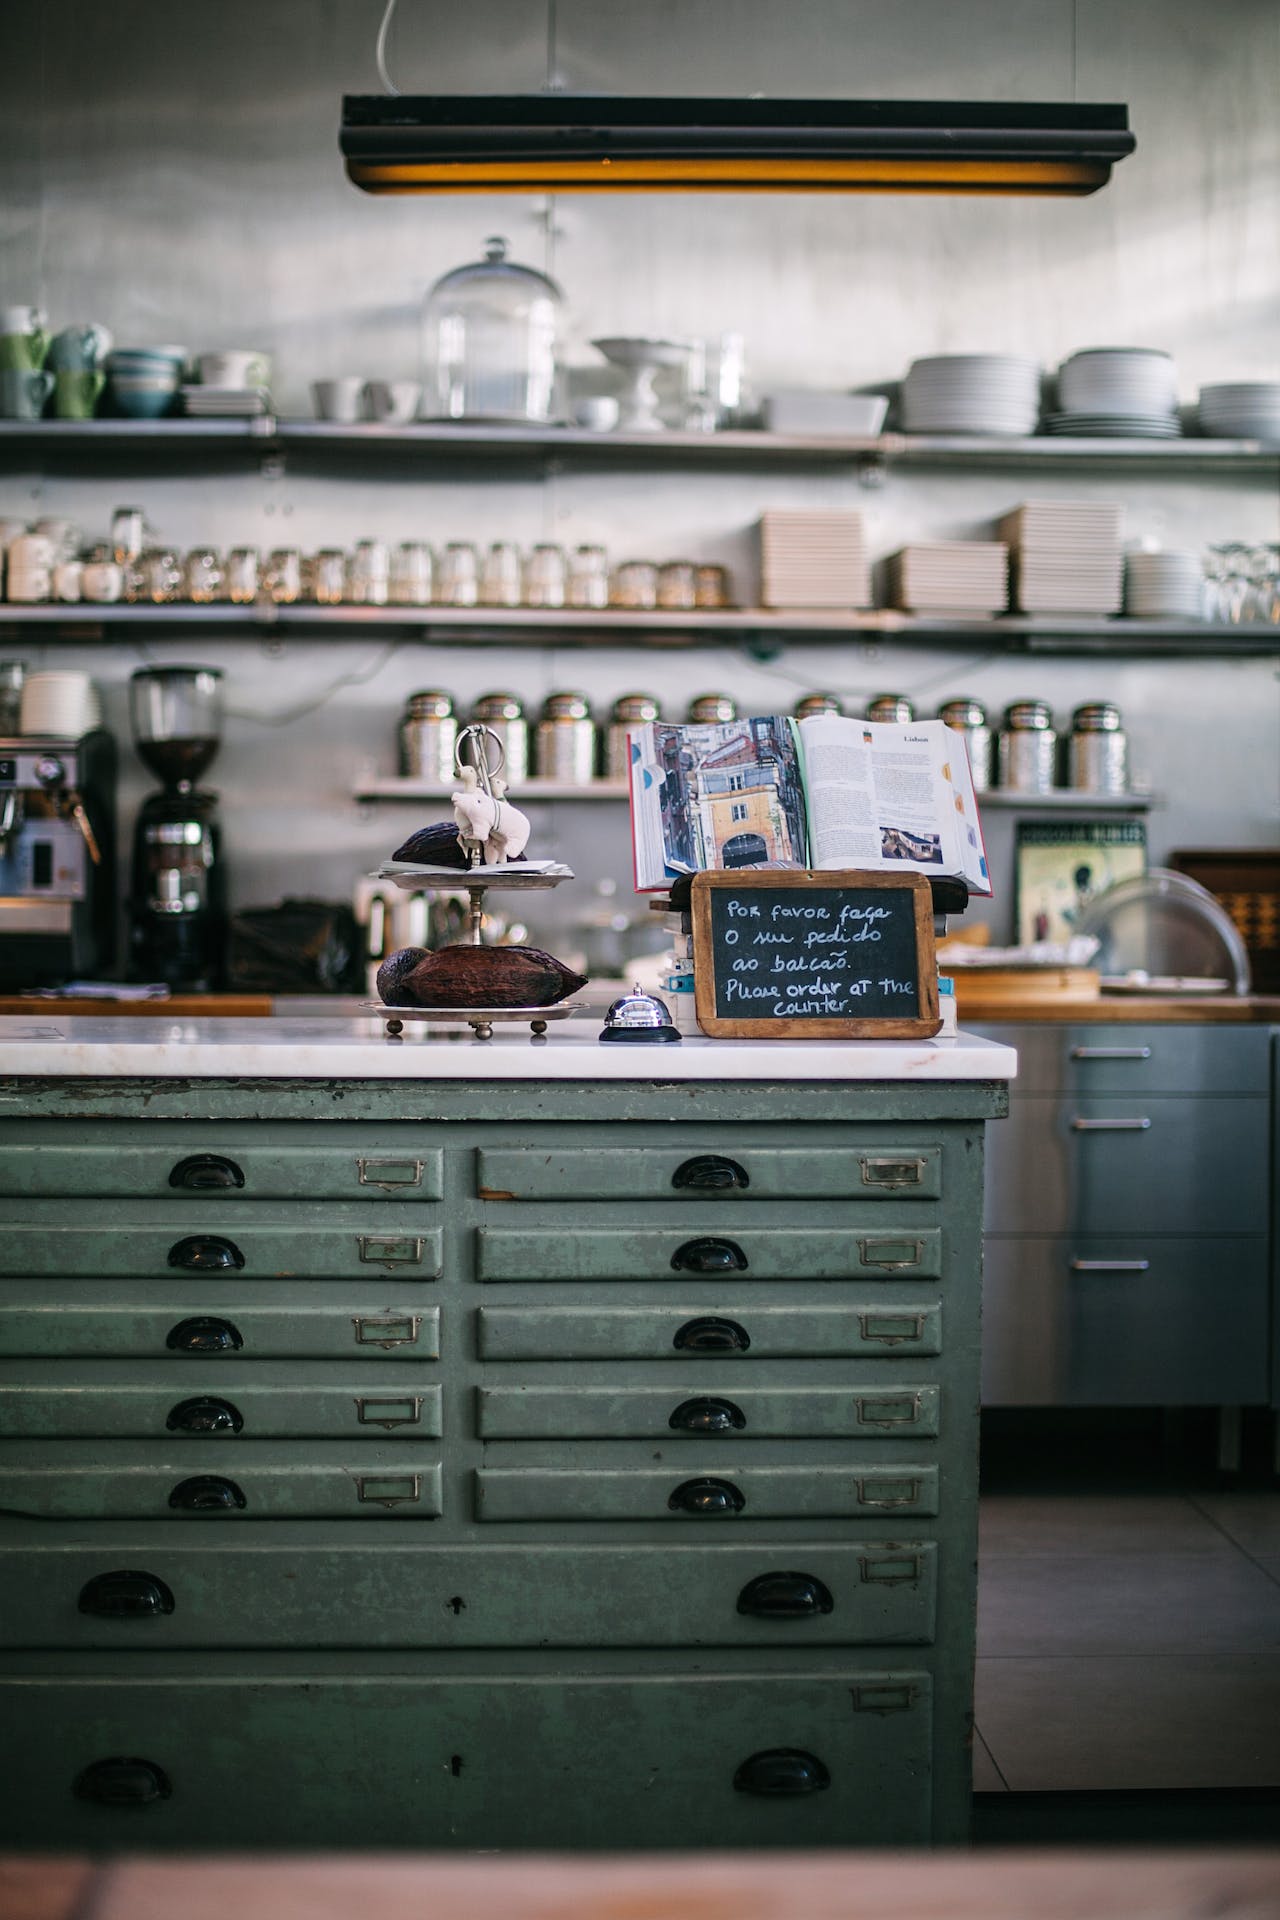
<box><xmin>224</xmin><ymin>547</ymin><xmax>259</xmax><ymax>604</ymax></box>
<box><xmin>523</xmin><ymin>542</ymin><xmax>566</xmax><ymax>609</ymax></box>
<box><xmin>480</xmin><ymin>541</ymin><xmax>522</xmax><ymax>608</ymax></box>
<box><xmin>391</xmin><ymin>541</ymin><xmax>434</xmax><ymax>606</ymax></box>
<box><xmin>311</xmin><ymin>549</ymin><xmax>346</xmax><ymax>605</ymax></box>
<box><xmin>183</xmin><ymin>548</ymin><xmax>222</xmax><ymax>604</ymax></box>
<box><xmin>346</xmin><ymin>539</ymin><xmax>390</xmax><ymax>606</ymax></box>
<box><xmin>437</xmin><ymin>541</ymin><xmax>478</xmax><ymax>607</ymax></box>
<box><xmin>264</xmin><ymin>547</ymin><xmax>302</xmax><ymax>605</ymax></box>
<box><xmin>610</xmin><ymin>559</ymin><xmax>658</xmax><ymax>610</ymax></box>
<box><xmin>657</xmin><ymin>560</ymin><xmax>697</xmax><ymax>611</ymax></box>
<box><xmin>567</xmin><ymin>544</ymin><xmax>609</xmax><ymax>609</ymax></box>
<box><xmin>110</xmin><ymin>506</ymin><xmax>145</xmax><ymax>566</ymax></box>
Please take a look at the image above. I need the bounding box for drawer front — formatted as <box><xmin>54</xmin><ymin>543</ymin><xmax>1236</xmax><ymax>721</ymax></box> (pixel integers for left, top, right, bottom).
<box><xmin>982</xmin><ymin>1234</ymin><xmax>1270</xmax><ymax>1407</ymax></box>
<box><xmin>477</xmin><ymin>1144</ymin><xmax>943</xmax><ymax>1202</ymax></box>
<box><xmin>0</xmin><ymin>1364</ymin><xmax>441</xmax><ymax>1439</ymax></box>
<box><xmin>0</xmin><ymin>1443</ymin><xmax>442</xmax><ymax>1519</ymax></box>
<box><xmin>0</xmin><ymin>1284</ymin><xmax>440</xmax><ymax>1360</ymax></box>
<box><xmin>0</xmin><ymin>1665</ymin><xmax>933</xmax><ymax>1850</ymax></box>
<box><xmin>983</xmin><ymin>1095</ymin><xmax>1267</xmax><ymax>1234</ymax></box>
<box><xmin>476</xmin><ymin>1302</ymin><xmax>943</xmax><ymax>1361</ymax></box>
<box><xmin>476</xmin><ymin>1384</ymin><xmax>940</xmax><ymax>1441</ymax></box>
<box><xmin>0</xmin><ymin>1216</ymin><xmax>443</xmax><ymax>1279</ymax></box>
<box><xmin>972</xmin><ymin>1023</ymin><xmax>1269</xmax><ymax>1096</ymax></box>
<box><xmin>476</xmin><ymin>1463</ymin><xmax>940</xmax><ymax>1521</ymax></box>
<box><xmin>0</xmin><ymin>1539</ymin><xmax>939</xmax><ymax>1649</ymax></box>
<box><xmin>476</xmin><ymin>1227</ymin><xmax>942</xmax><ymax>1283</ymax></box>
<box><xmin>0</xmin><ymin>1133</ymin><xmax>444</xmax><ymax>1201</ymax></box>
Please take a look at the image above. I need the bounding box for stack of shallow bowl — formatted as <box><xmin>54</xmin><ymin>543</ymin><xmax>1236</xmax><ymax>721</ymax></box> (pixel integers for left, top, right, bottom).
<box><xmin>758</xmin><ymin>510</ymin><xmax>871</xmax><ymax>608</ymax></box>
<box><xmin>105</xmin><ymin>346</ymin><xmax>187</xmax><ymax>419</ymax></box>
<box><xmin>1047</xmin><ymin>348</ymin><xmax>1182</xmax><ymax>438</ymax></box>
<box><xmin>887</xmin><ymin>541</ymin><xmax>1009</xmax><ymax>614</ymax></box>
<box><xmin>900</xmin><ymin>354</ymin><xmax>1041</xmax><ymax>436</ymax></box>
<box><xmin>1196</xmin><ymin>382</ymin><xmax>1280</xmax><ymax>442</ymax></box>
<box><xmin>998</xmin><ymin>501</ymin><xmax>1124</xmax><ymax>614</ymax></box>
<box><xmin>1124</xmin><ymin>549</ymin><xmax>1205</xmax><ymax>619</ymax></box>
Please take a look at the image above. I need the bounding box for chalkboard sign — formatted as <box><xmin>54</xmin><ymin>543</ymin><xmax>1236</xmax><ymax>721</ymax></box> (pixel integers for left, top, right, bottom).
<box><xmin>690</xmin><ymin>870</ymin><xmax>940</xmax><ymax>1039</ymax></box>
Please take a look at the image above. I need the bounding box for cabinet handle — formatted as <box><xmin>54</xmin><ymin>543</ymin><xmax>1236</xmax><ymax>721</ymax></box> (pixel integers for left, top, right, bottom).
<box><xmin>167</xmin><ymin>1234</ymin><xmax>245</xmax><ymax>1272</ymax></box>
<box><xmin>168</xmin><ymin>1475</ymin><xmax>246</xmax><ymax>1512</ymax></box>
<box><xmin>73</xmin><ymin>1757</ymin><xmax>172</xmax><ymax>1806</ymax></box>
<box><xmin>668</xmin><ymin>1396</ymin><xmax>746</xmax><ymax>1434</ymax></box>
<box><xmin>733</xmin><ymin>1749</ymin><xmax>830</xmax><ymax>1797</ymax></box>
<box><xmin>165</xmin><ymin>1316</ymin><xmax>243</xmax><ymax>1353</ymax></box>
<box><xmin>737</xmin><ymin>1571</ymin><xmax>834</xmax><ymax>1618</ymax></box>
<box><xmin>668</xmin><ymin>1476</ymin><xmax>745</xmax><ymax>1516</ymax></box>
<box><xmin>859</xmin><ymin>1156</ymin><xmax>926</xmax><ymax>1189</ymax></box>
<box><xmin>857</xmin><ymin>1237</ymin><xmax>924</xmax><ymax>1272</ymax></box>
<box><xmin>673</xmin><ymin>1317</ymin><xmax>750</xmax><ymax>1353</ymax></box>
<box><xmin>1071</xmin><ymin>1046</ymin><xmax>1152</xmax><ymax>1060</ymax></box>
<box><xmin>78</xmin><ymin>1570</ymin><xmax>175</xmax><ymax>1618</ymax></box>
<box><xmin>168</xmin><ymin>1153</ymin><xmax>244</xmax><ymax>1190</ymax></box>
<box><xmin>165</xmin><ymin>1396</ymin><xmax>244</xmax><ymax>1434</ymax></box>
<box><xmin>1070</xmin><ymin>1258</ymin><xmax>1151</xmax><ymax>1273</ymax></box>
<box><xmin>670</xmin><ymin>1237</ymin><xmax>748</xmax><ymax>1274</ymax></box>
<box><xmin>357</xmin><ymin>1157</ymin><xmax>425</xmax><ymax>1190</ymax></box>
<box><xmin>858</xmin><ymin>1312</ymin><xmax>926</xmax><ymax>1347</ymax></box>
<box><xmin>671</xmin><ymin>1154</ymin><xmax>749</xmax><ymax>1192</ymax></box>
<box><xmin>1070</xmin><ymin>1117</ymin><xmax>1151</xmax><ymax>1131</ymax></box>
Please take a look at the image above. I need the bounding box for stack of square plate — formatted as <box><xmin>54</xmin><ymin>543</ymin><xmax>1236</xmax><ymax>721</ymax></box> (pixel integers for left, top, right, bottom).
<box><xmin>1124</xmin><ymin>550</ymin><xmax>1205</xmax><ymax>619</ymax></box>
<box><xmin>998</xmin><ymin>500</ymin><xmax>1124</xmax><ymax>614</ymax></box>
<box><xmin>180</xmin><ymin>386</ymin><xmax>272</xmax><ymax>417</ymax></box>
<box><xmin>901</xmin><ymin>354</ymin><xmax>1041</xmax><ymax>435</ymax></box>
<box><xmin>1196</xmin><ymin>382</ymin><xmax>1280</xmax><ymax>442</ymax></box>
<box><xmin>1048</xmin><ymin>348</ymin><xmax>1181</xmax><ymax>437</ymax></box>
<box><xmin>887</xmin><ymin>542</ymin><xmax>1009</xmax><ymax>614</ymax></box>
<box><xmin>758</xmin><ymin>510</ymin><xmax>871</xmax><ymax>608</ymax></box>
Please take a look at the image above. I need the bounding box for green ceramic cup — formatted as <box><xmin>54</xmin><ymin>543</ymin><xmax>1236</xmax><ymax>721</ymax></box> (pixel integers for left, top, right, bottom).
<box><xmin>0</xmin><ymin>329</ymin><xmax>50</xmax><ymax>373</ymax></box>
<box><xmin>53</xmin><ymin>368</ymin><xmax>106</xmax><ymax>419</ymax></box>
<box><xmin>0</xmin><ymin>368</ymin><xmax>53</xmax><ymax>418</ymax></box>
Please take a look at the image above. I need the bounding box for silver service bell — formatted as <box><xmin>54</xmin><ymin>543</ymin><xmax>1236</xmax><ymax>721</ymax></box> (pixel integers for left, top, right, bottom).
<box><xmin>598</xmin><ymin>983</ymin><xmax>682</xmax><ymax>1044</ymax></box>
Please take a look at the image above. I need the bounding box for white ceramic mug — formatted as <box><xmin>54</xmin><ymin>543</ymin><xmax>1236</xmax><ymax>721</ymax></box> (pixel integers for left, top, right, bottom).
<box><xmin>9</xmin><ymin>533</ymin><xmax>55</xmax><ymax>570</ymax></box>
<box><xmin>312</xmin><ymin>376</ymin><xmax>364</xmax><ymax>423</ymax></box>
<box><xmin>6</xmin><ymin>567</ymin><xmax>52</xmax><ymax>603</ymax></box>
<box><xmin>199</xmin><ymin>348</ymin><xmax>271</xmax><ymax>390</ymax></box>
<box><xmin>52</xmin><ymin>560</ymin><xmax>83</xmax><ymax>603</ymax></box>
<box><xmin>0</xmin><ymin>305</ymin><xmax>46</xmax><ymax>336</ymax></box>
<box><xmin>364</xmin><ymin>379</ymin><xmax>421</xmax><ymax>425</ymax></box>
<box><xmin>81</xmin><ymin>559</ymin><xmax>124</xmax><ymax>604</ymax></box>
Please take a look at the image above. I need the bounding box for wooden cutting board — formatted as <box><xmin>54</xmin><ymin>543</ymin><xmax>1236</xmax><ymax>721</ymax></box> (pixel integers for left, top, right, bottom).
<box><xmin>942</xmin><ymin>966</ymin><xmax>1101</xmax><ymax>1010</ymax></box>
<box><xmin>0</xmin><ymin>995</ymin><xmax>274</xmax><ymax>1018</ymax></box>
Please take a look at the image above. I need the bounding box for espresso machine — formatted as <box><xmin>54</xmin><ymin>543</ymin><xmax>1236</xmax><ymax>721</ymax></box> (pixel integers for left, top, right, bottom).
<box><xmin>0</xmin><ymin>731</ymin><xmax>117</xmax><ymax>987</ymax></box>
<box><xmin>128</xmin><ymin>665</ymin><xmax>226</xmax><ymax>989</ymax></box>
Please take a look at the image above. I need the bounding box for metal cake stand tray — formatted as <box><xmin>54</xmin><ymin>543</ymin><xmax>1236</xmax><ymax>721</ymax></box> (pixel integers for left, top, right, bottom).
<box><xmin>366</xmin><ymin>1000</ymin><xmax>585</xmax><ymax>1040</ymax></box>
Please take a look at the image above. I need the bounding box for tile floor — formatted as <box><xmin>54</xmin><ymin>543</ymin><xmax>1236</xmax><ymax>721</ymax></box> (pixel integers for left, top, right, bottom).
<box><xmin>974</xmin><ymin>1484</ymin><xmax>1280</xmax><ymax>1794</ymax></box>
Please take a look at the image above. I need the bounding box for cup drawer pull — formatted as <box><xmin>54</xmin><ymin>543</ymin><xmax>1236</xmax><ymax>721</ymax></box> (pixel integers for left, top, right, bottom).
<box><xmin>668</xmin><ymin>1476</ymin><xmax>745</xmax><ymax>1516</ymax></box>
<box><xmin>736</xmin><ymin>1571</ymin><xmax>834</xmax><ymax>1619</ymax></box>
<box><xmin>858</xmin><ymin>1312</ymin><xmax>926</xmax><ymax>1347</ymax></box>
<box><xmin>168</xmin><ymin>1153</ymin><xmax>244</xmax><ymax>1190</ymax></box>
<box><xmin>854</xmin><ymin>1476</ymin><xmax>921</xmax><ymax>1511</ymax></box>
<box><xmin>1071</xmin><ymin>1046</ymin><xmax>1152</xmax><ymax>1060</ymax></box>
<box><xmin>356</xmin><ymin>1473</ymin><xmax>422</xmax><ymax>1507</ymax></box>
<box><xmin>733</xmin><ymin>1749</ymin><xmax>830</xmax><ymax>1796</ymax></box>
<box><xmin>165</xmin><ymin>1316</ymin><xmax>243</xmax><ymax>1353</ymax></box>
<box><xmin>352</xmin><ymin>1314</ymin><xmax>423</xmax><ymax>1348</ymax></box>
<box><xmin>1070</xmin><ymin>1117</ymin><xmax>1151</xmax><ymax>1131</ymax></box>
<box><xmin>671</xmin><ymin>1154</ymin><xmax>749</xmax><ymax>1192</ymax></box>
<box><xmin>670</xmin><ymin>1237</ymin><xmax>747</xmax><ymax>1274</ymax></box>
<box><xmin>167</xmin><ymin>1234</ymin><xmax>244</xmax><ymax>1272</ymax></box>
<box><xmin>73</xmin><ymin>1757</ymin><xmax>172</xmax><ymax>1806</ymax></box>
<box><xmin>852</xmin><ymin>1682</ymin><xmax>918</xmax><ymax>1715</ymax></box>
<box><xmin>168</xmin><ymin>1475</ymin><xmax>246</xmax><ymax>1512</ymax></box>
<box><xmin>165</xmin><ymin>1397</ymin><xmax>243</xmax><ymax>1434</ymax></box>
<box><xmin>855</xmin><ymin>1393</ymin><xmax>922</xmax><ymax>1429</ymax></box>
<box><xmin>673</xmin><ymin>1317</ymin><xmax>750</xmax><ymax>1353</ymax></box>
<box><xmin>356</xmin><ymin>1396</ymin><xmax>423</xmax><ymax>1428</ymax></box>
<box><xmin>859</xmin><ymin>1552</ymin><xmax>923</xmax><ymax>1587</ymax></box>
<box><xmin>858</xmin><ymin>1238</ymin><xmax>924</xmax><ymax>1272</ymax></box>
<box><xmin>668</xmin><ymin>1397</ymin><xmax>746</xmax><ymax>1435</ymax></box>
<box><xmin>1070</xmin><ymin>1258</ymin><xmax>1151</xmax><ymax>1274</ymax></box>
<box><xmin>859</xmin><ymin>1156</ymin><xmax>926</xmax><ymax>1189</ymax></box>
<box><xmin>357</xmin><ymin>1157</ymin><xmax>425</xmax><ymax>1189</ymax></box>
<box><xmin>358</xmin><ymin>1235</ymin><xmax>427</xmax><ymax>1266</ymax></box>
<box><xmin>78</xmin><ymin>1570</ymin><xmax>175</xmax><ymax>1618</ymax></box>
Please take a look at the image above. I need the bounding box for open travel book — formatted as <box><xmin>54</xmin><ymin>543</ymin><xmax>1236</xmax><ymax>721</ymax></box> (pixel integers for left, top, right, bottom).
<box><xmin>628</xmin><ymin>711</ymin><xmax>991</xmax><ymax>895</ymax></box>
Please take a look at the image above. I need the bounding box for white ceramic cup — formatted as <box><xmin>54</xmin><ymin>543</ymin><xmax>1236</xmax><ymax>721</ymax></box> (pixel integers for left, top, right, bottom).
<box><xmin>6</xmin><ymin>568</ymin><xmax>52</xmax><ymax>603</ymax></box>
<box><xmin>9</xmin><ymin>533</ymin><xmax>55</xmax><ymax>569</ymax></box>
<box><xmin>0</xmin><ymin>305</ymin><xmax>46</xmax><ymax>335</ymax></box>
<box><xmin>52</xmin><ymin>560</ymin><xmax>83</xmax><ymax>602</ymax></box>
<box><xmin>572</xmin><ymin>395</ymin><xmax>621</xmax><ymax>431</ymax></box>
<box><xmin>81</xmin><ymin>559</ymin><xmax>124</xmax><ymax>604</ymax></box>
<box><xmin>21</xmin><ymin>670</ymin><xmax>96</xmax><ymax>733</ymax></box>
<box><xmin>199</xmin><ymin>348</ymin><xmax>271</xmax><ymax>390</ymax></box>
<box><xmin>364</xmin><ymin>379</ymin><xmax>421</xmax><ymax>425</ymax></box>
<box><xmin>312</xmin><ymin>376</ymin><xmax>365</xmax><ymax>423</ymax></box>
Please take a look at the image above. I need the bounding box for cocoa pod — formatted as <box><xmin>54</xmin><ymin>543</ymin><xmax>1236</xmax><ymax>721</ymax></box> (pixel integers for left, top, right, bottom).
<box><xmin>391</xmin><ymin>823</ymin><xmax>469</xmax><ymax>868</ymax></box>
<box><xmin>402</xmin><ymin>945</ymin><xmax>586</xmax><ymax>1009</ymax></box>
<box><xmin>376</xmin><ymin>947</ymin><xmax>430</xmax><ymax>1006</ymax></box>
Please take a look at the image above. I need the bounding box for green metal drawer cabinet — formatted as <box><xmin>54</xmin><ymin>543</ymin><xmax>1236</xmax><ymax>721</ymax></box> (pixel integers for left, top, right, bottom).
<box><xmin>0</xmin><ymin>1073</ymin><xmax>1006</xmax><ymax>1850</ymax></box>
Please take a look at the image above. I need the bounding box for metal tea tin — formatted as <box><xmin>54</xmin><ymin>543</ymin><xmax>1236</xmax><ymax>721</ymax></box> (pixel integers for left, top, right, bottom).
<box><xmin>866</xmin><ymin>693</ymin><xmax>915</xmax><ymax>724</ymax></box>
<box><xmin>460</xmin><ymin>691</ymin><xmax>528</xmax><ymax>785</ymax></box>
<box><xmin>794</xmin><ymin>693</ymin><xmax>843</xmax><ymax>720</ymax></box>
<box><xmin>1068</xmin><ymin>702</ymin><xmax>1128</xmax><ymax>794</ymax></box>
<box><xmin>399</xmin><ymin>690</ymin><xmax>457</xmax><ymax>781</ymax></box>
<box><xmin>938</xmin><ymin>697</ymin><xmax>994</xmax><ymax>791</ymax></box>
<box><xmin>605</xmin><ymin>693</ymin><xmax>660</xmax><ymax>780</ymax></box>
<box><xmin>687</xmin><ymin>693</ymin><xmax>737</xmax><ymax>723</ymax></box>
<box><xmin>536</xmin><ymin>691</ymin><xmax>596</xmax><ymax>784</ymax></box>
<box><xmin>998</xmin><ymin>700</ymin><xmax>1057</xmax><ymax>793</ymax></box>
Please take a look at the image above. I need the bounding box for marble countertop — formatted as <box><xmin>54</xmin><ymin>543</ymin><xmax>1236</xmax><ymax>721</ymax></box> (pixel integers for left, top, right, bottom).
<box><xmin>0</xmin><ymin>1012</ymin><xmax>1017</xmax><ymax>1082</ymax></box>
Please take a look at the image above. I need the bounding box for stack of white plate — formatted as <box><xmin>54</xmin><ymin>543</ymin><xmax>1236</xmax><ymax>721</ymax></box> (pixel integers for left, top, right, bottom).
<box><xmin>997</xmin><ymin>500</ymin><xmax>1124</xmax><ymax>614</ymax></box>
<box><xmin>901</xmin><ymin>355</ymin><xmax>1041</xmax><ymax>435</ymax></box>
<box><xmin>180</xmin><ymin>386</ymin><xmax>271</xmax><ymax>417</ymax></box>
<box><xmin>758</xmin><ymin>510</ymin><xmax>871</xmax><ymax>609</ymax></box>
<box><xmin>1196</xmin><ymin>382</ymin><xmax>1280</xmax><ymax>442</ymax></box>
<box><xmin>1048</xmin><ymin>348</ymin><xmax>1182</xmax><ymax>437</ymax></box>
<box><xmin>19</xmin><ymin>670</ymin><xmax>102</xmax><ymax>736</ymax></box>
<box><xmin>1124</xmin><ymin>549</ymin><xmax>1205</xmax><ymax>619</ymax></box>
<box><xmin>888</xmin><ymin>542</ymin><xmax>1009</xmax><ymax>614</ymax></box>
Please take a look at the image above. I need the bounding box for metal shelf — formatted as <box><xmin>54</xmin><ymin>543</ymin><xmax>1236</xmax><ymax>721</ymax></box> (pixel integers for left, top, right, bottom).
<box><xmin>978</xmin><ymin>789</ymin><xmax>1155</xmax><ymax>812</ymax></box>
<box><xmin>356</xmin><ymin>776</ymin><xmax>629</xmax><ymax>803</ymax></box>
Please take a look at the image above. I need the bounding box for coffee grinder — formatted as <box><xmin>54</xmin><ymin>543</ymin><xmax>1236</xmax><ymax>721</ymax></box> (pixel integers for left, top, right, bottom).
<box><xmin>128</xmin><ymin>665</ymin><xmax>226</xmax><ymax>989</ymax></box>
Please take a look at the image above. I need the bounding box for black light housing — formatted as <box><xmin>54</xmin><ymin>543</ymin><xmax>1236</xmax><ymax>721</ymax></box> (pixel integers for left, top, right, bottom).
<box><xmin>341</xmin><ymin>95</ymin><xmax>1135</xmax><ymax>196</ymax></box>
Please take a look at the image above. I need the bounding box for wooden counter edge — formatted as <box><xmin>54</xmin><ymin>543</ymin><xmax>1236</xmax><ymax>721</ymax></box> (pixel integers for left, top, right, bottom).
<box><xmin>948</xmin><ymin>992</ymin><xmax>1280</xmax><ymax>1022</ymax></box>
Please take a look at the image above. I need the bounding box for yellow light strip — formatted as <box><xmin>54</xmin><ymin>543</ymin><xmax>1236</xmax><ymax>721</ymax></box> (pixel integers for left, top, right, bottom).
<box><xmin>347</xmin><ymin>155</ymin><xmax>1109</xmax><ymax>193</ymax></box>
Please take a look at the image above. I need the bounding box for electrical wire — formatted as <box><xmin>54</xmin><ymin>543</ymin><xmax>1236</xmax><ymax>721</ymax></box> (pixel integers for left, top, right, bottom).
<box><xmin>375</xmin><ymin>0</ymin><xmax>401</xmax><ymax>96</ymax></box>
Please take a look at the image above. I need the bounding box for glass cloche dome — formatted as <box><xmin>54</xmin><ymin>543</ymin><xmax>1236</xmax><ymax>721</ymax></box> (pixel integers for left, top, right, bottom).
<box><xmin>423</xmin><ymin>235</ymin><xmax>563</xmax><ymax>424</ymax></box>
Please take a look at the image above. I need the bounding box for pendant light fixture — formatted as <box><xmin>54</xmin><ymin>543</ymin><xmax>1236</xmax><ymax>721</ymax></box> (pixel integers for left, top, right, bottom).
<box><xmin>341</xmin><ymin>95</ymin><xmax>1134</xmax><ymax>198</ymax></box>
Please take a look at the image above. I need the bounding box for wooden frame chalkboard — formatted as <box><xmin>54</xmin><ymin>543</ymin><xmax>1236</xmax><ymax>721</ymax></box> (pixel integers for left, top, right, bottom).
<box><xmin>690</xmin><ymin>869</ymin><xmax>940</xmax><ymax>1039</ymax></box>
